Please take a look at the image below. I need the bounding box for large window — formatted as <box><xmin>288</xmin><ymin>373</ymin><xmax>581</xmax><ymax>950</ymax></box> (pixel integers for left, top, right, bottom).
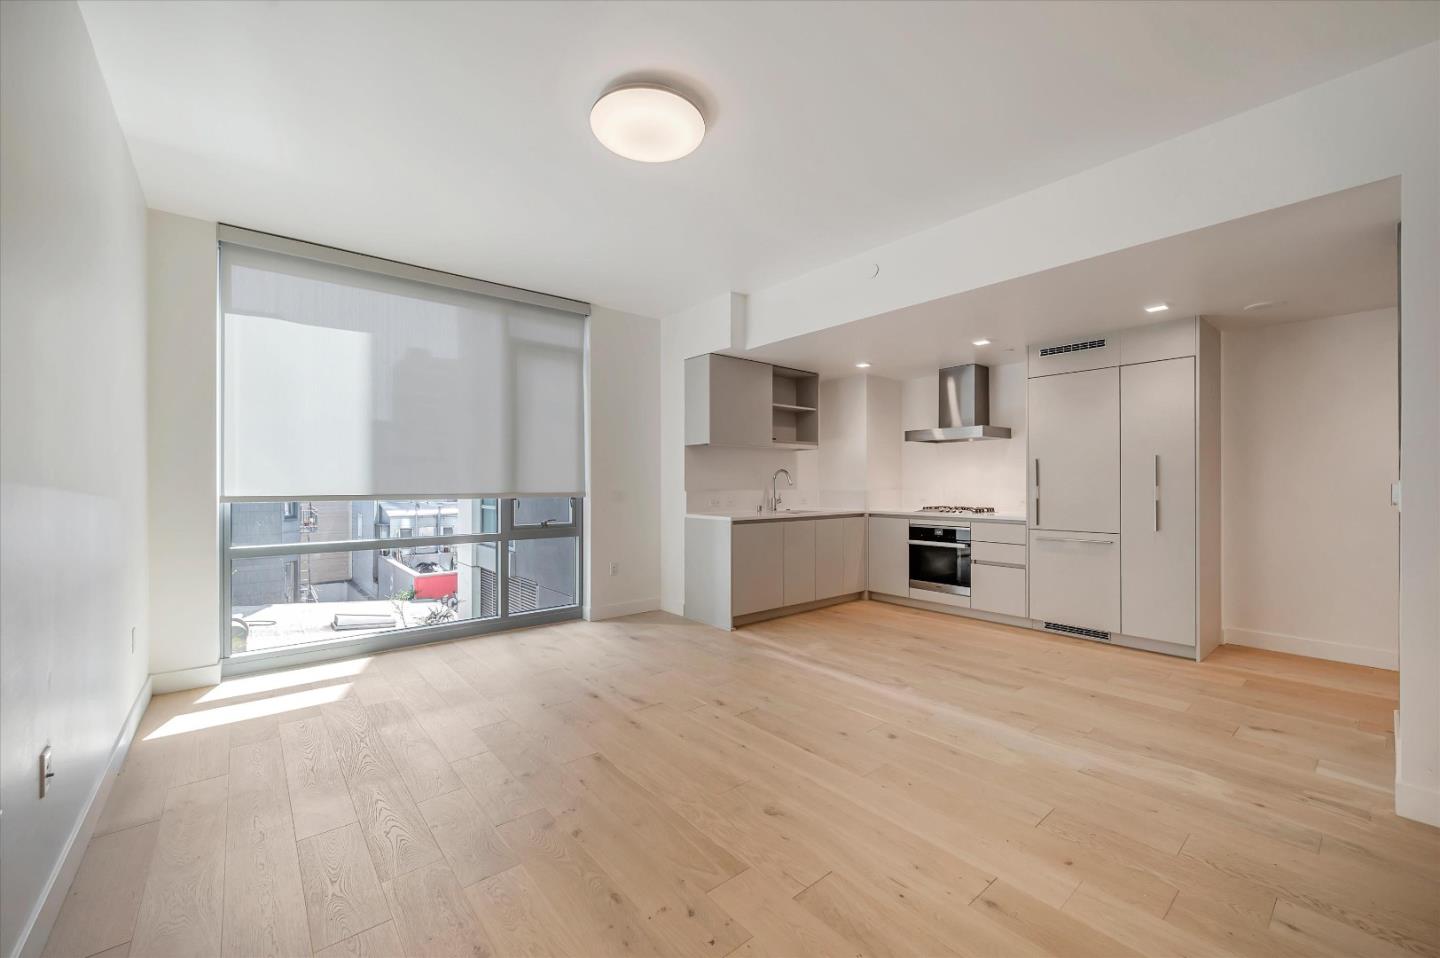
<box><xmin>225</xmin><ymin>497</ymin><xmax>580</xmax><ymax>657</ymax></box>
<box><xmin>217</xmin><ymin>227</ymin><xmax>588</xmax><ymax>667</ymax></box>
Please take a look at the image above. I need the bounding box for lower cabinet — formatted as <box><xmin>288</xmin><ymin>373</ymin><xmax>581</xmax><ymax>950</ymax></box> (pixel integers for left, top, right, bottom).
<box><xmin>867</xmin><ymin>516</ymin><xmax>909</xmax><ymax>596</ymax></box>
<box><xmin>1027</xmin><ymin>529</ymin><xmax>1120</xmax><ymax>633</ymax></box>
<box><xmin>731</xmin><ymin>522</ymin><xmax>784</xmax><ymax>616</ymax></box>
<box><xmin>815</xmin><ymin>516</ymin><xmax>866</xmax><ymax>599</ymax></box>
<box><xmin>971</xmin><ymin>562</ymin><xmax>1027</xmax><ymax>617</ymax></box>
<box><xmin>782</xmin><ymin>520</ymin><xmax>816</xmax><ymax>606</ymax></box>
<box><xmin>730</xmin><ymin>516</ymin><xmax>867</xmax><ymax>620</ymax></box>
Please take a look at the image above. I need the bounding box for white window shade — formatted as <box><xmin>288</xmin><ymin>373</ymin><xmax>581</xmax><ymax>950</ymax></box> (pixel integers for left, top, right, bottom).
<box><xmin>220</xmin><ymin>239</ymin><xmax>587</xmax><ymax>499</ymax></box>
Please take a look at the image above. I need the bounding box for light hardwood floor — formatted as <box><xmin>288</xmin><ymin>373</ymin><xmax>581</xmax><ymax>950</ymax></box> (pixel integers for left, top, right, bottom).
<box><xmin>43</xmin><ymin>601</ymin><xmax>1440</xmax><ymax>957</ymax></box>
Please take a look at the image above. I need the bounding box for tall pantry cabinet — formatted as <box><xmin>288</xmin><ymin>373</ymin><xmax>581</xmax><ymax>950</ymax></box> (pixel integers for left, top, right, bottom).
<box><xmin>1026</xmin><ymin>318</ymin><xmax>1220</xmax><ymax>660</ymax></box>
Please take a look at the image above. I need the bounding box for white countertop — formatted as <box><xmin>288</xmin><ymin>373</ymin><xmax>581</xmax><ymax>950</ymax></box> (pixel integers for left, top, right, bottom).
<box><xmin>686</xmin><ymin>509</ymin><xmax>1027</xmax><ymax>524</ymax></box>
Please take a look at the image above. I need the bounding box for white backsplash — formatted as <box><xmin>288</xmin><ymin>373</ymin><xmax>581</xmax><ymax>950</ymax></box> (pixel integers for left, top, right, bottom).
<box><xmin>687</xmin><ymin>486</ymin><xmax>817</xmax><ymax>514</ymax></box>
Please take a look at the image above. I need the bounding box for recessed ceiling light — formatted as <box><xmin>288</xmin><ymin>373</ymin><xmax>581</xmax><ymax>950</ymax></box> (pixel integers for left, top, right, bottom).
<box><xmin>590</xmin><ymin>84</ymin><xmax>705</xmax><ymax>163</ymax></box>
<box><xmin>854</xmin><ymin>362</ymin><xmax>871</xmax><ymax>369</ymax></box>
<box><xmin>972</xmin><ymin>338</ymin><xmax>991</xmax><ymax>347</ymax></box>
<box><xmin>1143</xmin><ymin>303</ymin><xmax>1170</xmax><ymax>314</ymax></box>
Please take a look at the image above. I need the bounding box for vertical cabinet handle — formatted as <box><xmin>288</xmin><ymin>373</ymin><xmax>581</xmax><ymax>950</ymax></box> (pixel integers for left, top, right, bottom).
<box><xmin>1033</xmin><ymin>458</ymin><xmax>1040</xmax><ymax>526</ymax></box>
<box><xmin>1153</xmin><ymin>453</ymin><xmax>1161</xmax><ymax>532</ymax></box>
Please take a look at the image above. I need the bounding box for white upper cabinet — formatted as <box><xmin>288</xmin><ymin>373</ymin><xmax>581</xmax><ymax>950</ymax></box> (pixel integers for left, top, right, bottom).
<box><xmin>686</xmin><ymin>354</ymin><xmax>773</xmax><ymax>447</ymax></box>
<box><xmin>1028</xmin><ymin>367</ymin><xmax>1120</xmax><ymax>533</ymax></box>
<box><xmin>1120</xmin><ymin>317</ymin><xmax>1199</xmax><ymax>365</ymax></box>
<box><xmin>686</xmin><ymin>354</ymin><xmax>820</xmax><ymax>449</ymax></box>
<box><xmin>1121</xmin><ymin>357</ymin><xmax>1197</xmax><ymax>647</ymax></box>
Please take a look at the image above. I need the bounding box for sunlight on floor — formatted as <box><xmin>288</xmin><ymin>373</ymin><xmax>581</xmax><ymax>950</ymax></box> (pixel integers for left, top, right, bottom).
<box><xmin>146</xmin><ymin>683</ymin><xmax>352</xmax><ymax>739</ymax></box>
<box><xmin>196</xmin><ymin>656</ymin><xmax>373</xmax><ymax>703</ymax></box>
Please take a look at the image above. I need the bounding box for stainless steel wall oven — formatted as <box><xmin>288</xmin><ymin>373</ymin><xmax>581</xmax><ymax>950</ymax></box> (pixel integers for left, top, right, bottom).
<box><xmin>909</xmin><ymin>521</ymin><xmax>972</xmax><ymax>596</ymax></box>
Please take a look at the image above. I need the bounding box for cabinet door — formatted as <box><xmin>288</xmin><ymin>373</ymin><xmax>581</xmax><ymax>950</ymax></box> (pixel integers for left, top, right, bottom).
<box><xmin>782</xmin><ymin>520</ymin><xmax>816</xmax><ymax>607</ymax></box>
<box><xmin>708</xmin><ymin>354</ymin><xmax>773</xmax><ymax>447</ymax></box>
<box><xmin>731</xmin><ymin>522</ymin><xmax>784</xmax><ymax>616</ymax></box>
<box><xmin>1121</xmin><ymin>357</ymin><xmax>1196</xmax><ymax>647</ymax></box>
<box><xmin>1028</xmin><ymin>367</ymin><xmax>1120</xmax><ymax>533</ymax></box>
<box><xmin>866</xmin><ymin>516</ymin><xmax>908</xmax><ymax>596</ymax></box>
<box><xmin>1028</xmin><ymin>530</ymin><xmax>1120</xmax><ymax>633</ymax></box>
<box><xmin>971</xmin><ymin>563</ymin><xmax>1027</xmax><ymax>618</ymax></box>
<box><xmin>841</xmin><ymin>517</ymin><xmax>867</xmax><ymax>594</ymax></box>
<box><xmin>814</xmin><ymin>519</ymin><xmax>845</xmax><ymax>600</ymax></box>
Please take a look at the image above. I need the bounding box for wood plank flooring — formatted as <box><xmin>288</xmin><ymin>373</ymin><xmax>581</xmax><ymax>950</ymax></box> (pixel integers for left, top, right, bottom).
<box><xmin>44</xmin><ymin>601</ymin><xmax>1440</xmax><ymax>957</ymax></box>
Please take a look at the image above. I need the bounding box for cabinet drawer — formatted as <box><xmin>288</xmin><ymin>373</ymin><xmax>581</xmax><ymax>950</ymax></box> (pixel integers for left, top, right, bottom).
<box><xmin>973</xmin><ymin>542</ymin><xmax>1026</xmax><ymax>566</ymax></box>
<box><xmin>970</xmin><ymin>521</ymin><xmax>1026</xmax><ymax>545</ymax></box>
<box><xmin>1028</xmin><ymin>530</ymin><xmax>1120</xmax><ymax>634</ymax></box>
<box><xmin>971</xmin><ymin>563</ymin><xmax>1027</xmax><ymax>618</ymax></box>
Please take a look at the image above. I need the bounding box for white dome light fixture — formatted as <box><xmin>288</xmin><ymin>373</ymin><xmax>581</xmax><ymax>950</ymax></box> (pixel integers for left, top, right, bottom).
<box><xmin>591</xmin><ymin>84</ymin><xmax>706</xmax><ymax>163</ymax></box>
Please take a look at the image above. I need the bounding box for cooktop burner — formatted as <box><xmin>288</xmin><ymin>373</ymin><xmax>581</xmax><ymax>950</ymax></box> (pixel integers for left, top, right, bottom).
<box><xmin>919</xmin><ymin>505</ymin><xmax>996</xmax><ymax>514</ymax></box>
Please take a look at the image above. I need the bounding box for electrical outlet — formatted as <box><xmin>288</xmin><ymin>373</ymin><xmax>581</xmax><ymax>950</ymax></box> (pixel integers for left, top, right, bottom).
<box><xmin>39</xmin><ymin>746</ymin><xmax>54</xmax><ymax>799</ymax></box>
<box><xmin>707</xmin><ymin>496</ymin><xmax>720</xmax><ymax>508</ymax></box>
<box><xmin>608</xmin><ymin>561</ymin><xmax>619</xmax><ymax>576</ymax></box>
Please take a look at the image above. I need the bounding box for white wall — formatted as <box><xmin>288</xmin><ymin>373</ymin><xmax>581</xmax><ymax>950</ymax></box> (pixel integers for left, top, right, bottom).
<box><xmin>585</xmin><ymin>307</ymin><xmax>661</xmax><ymax>619</ymax></box>
<box><xmin>817</xmin><ymin>376</ymin><xmax>868</xmax><ymax>508</ymax></box>
<box><xmin>147</xmin><ymin>210</ymin><xmax>221</xmax><ymax>687</ymax></box>
<box><xmin>1221</xmin><ymin>309</ymin><xmax>1399</xmax><ymax>668</ymax></box>
<box><xmin>865</xmin><ymin>376</ymin><xmax>903</xmax><ymax>510</ymax></box>
<box><xmin>659</xmin><ymin>295</ymin><xmax>737</xmax><ymax>613</ymax></box>
<box><xmin>899</xmin><ymin>361</ymin><xmax>1028</xmax><ymax>513</ymax></box>
<box><xmin>0</xmin><ymin>3</ymin><xmax>151</xmax><ymax>954</ymax></box>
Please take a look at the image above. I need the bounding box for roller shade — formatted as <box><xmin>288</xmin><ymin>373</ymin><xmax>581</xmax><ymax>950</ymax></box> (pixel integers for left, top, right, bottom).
<box><xmin>220</xmin><ymin>236</ymin><xmax>587</xmax><ymax>499</ymax></box>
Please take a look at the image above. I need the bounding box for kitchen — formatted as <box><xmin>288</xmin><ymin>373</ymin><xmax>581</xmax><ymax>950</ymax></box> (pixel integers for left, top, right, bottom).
<box><xmin>682</xmin><ymin>178</ymin><xmax>1400</xmax><ymax>672</ymax></box>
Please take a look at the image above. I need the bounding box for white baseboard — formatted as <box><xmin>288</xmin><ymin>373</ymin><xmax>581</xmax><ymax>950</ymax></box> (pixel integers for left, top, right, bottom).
<box><xmin>150</xmin><ymin>662</ymin><xmax>222</xmax><ymax>693</ymax></box>
<box><xmin>1395</xmin><ymin>777</ymin><xmax>1440</xmax><ymax>827</ymax></box>
<box><xmin>1223</xmin><ymin>627</ymin><xmax>1397</xmax><ymax>670</ymax></box>
<box><xmin>1394</xmin><ymin>713</ymin><xmax>1440</xmax><ymax>827</ymax></box>
<box><xmin>585</xmin><ymin>597</ymin><xmax>661</xmax><ymax>621</ymax></box>
<box><xmin>16</xmin><ymin>676</ymin><xmax>152</xmax><ymax>958</ymax></box>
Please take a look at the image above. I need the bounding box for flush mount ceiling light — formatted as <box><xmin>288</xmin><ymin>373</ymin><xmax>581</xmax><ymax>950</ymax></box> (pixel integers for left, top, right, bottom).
<box><xmin>972</xmin><ymin>338</ymin><xmax>991</xmax><ymax>347</ymax></box>
<box><xmin>1143</xmin><ymin>302</ymin><xmax>1170</xmax><ymax>314</ymax></box>
<box><xmin>590</xmin><ymin>84</ymin><xmax>706</xmax><ymax>163</ymax></box>
<box><xmin>854</xmin><ymin>362</ymin><xmax>871</xmax><ymax>369</ymax></box>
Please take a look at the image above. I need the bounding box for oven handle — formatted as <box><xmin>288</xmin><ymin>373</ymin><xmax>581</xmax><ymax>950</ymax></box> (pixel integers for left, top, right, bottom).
<box><xmin>908</xmin><ymin>540</ymin><xmax>971</xmax><ymax>549</ymax></box>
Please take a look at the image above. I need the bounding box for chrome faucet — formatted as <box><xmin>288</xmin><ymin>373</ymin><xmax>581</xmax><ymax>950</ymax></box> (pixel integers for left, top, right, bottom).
<box><xmin>769</xmin><ymin>468</ymin><xmax>794</xmax><ymax>512</ymax></box>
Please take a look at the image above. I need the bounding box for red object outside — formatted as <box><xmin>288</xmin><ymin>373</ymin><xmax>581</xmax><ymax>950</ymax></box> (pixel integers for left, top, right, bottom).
<box><xmin>413</xmin><ymin>571</ymin><xmax>458</xmax><ymax>599</ymax></box>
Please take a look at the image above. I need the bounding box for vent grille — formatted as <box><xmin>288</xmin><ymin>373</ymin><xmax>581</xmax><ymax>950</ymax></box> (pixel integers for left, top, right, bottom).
<box><xmin>1039</xmin><ymin>339</ymin><xmax>1106</xmax><ymax>357</ymax></box>
<box><xmin>1044</xmin><ymin>621</ymin><xmax>1112</xmax><ymax>642</ymax></box>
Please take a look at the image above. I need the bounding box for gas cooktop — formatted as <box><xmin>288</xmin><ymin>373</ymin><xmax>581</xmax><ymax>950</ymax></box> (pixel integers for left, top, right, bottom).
<box><xmin>918</xmin><ymin>505</ymin><xmax>997</xmax><ymax>514</ymax></box>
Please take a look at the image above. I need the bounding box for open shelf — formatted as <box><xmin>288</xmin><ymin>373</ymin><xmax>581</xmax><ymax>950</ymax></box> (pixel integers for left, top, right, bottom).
<box><xmin>772</xmin><ymin>365</ymin><xmax>819</xmax><ymax>446</ymax></box>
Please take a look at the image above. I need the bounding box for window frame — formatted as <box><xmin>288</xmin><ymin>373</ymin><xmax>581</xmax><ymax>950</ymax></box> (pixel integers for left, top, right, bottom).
<box><xmin>219</xmin><ymin>495</ymin><xmax>582</xmax><ymax>676</ymax></box>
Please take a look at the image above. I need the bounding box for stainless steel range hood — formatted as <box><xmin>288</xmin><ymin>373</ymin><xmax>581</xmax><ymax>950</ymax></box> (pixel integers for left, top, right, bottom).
<box><xmin>904</xmin><ymin>363</ymin><xmax>1012</xmax><ymax>442</ymax></box>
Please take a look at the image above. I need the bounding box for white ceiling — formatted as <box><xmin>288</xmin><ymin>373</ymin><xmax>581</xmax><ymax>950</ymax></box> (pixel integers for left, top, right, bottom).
<box><xmin>79</xmin><ymin>1</ymin><xmax>1436</xmax><ymax>317</ymax></box>
<box><xmin>743</xmin><ymin>178</ymin><xmax>1399</xmax><ymax>379</ymax></box>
